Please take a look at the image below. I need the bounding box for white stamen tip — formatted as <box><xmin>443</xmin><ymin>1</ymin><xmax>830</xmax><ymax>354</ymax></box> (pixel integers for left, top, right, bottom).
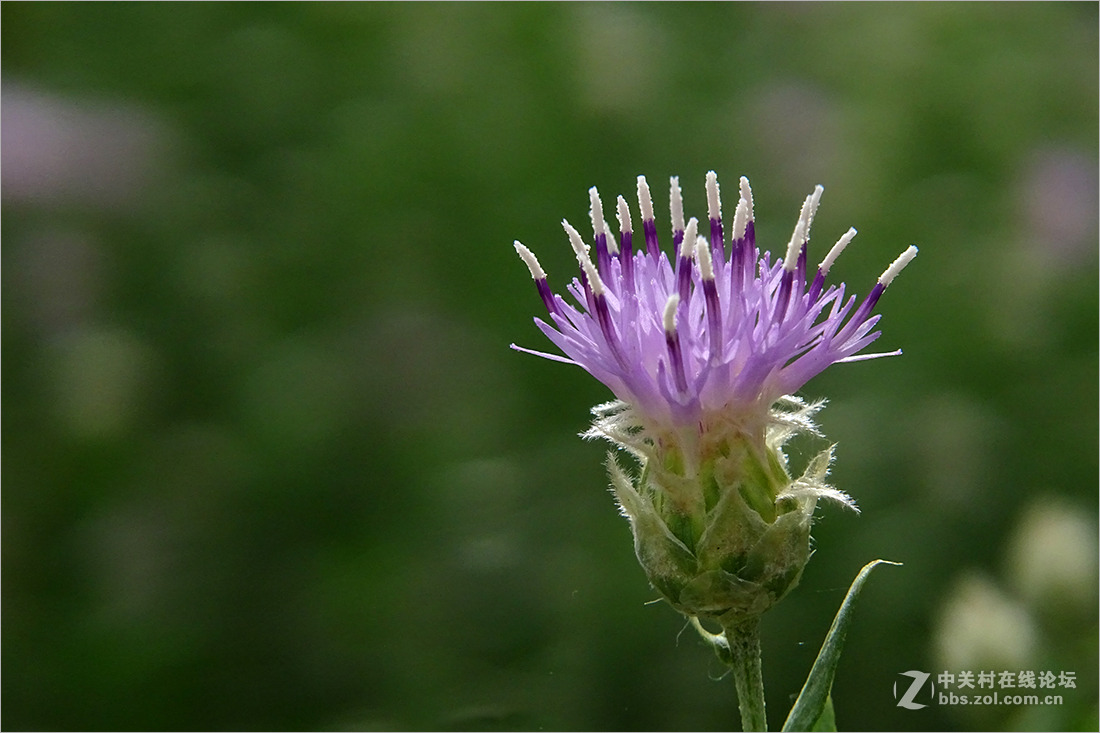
<box><xmin>879</xmin><ymin>245</ymin><xmax>918</xmax><ymax>287</ymax></box>
<box><xmin>562</xmin><ymin>219</ymin><xmax>589</xmax><ymax>258</ymax></box>
<box><xmin>616</xmin><ymin>195</ymin><xmax>633</xmax><ymax>235</ymax></box>
<box><xmin>784</xmin><ymin>217</ymin><xmax>807</xmax><ymax>271</ymax></box>
<box><xmin>563</xmin><ymin>219</ymin><xmax>606</xmax><ymax>295</ymax></box>
<box><xmin>739</xmin><ymin>176</ymin><xmax>754</xmax><ymax>221</ymax></box>
<box><xmin>705</xmin><ymin>170</ymin><xmax>721</xmax><ymax>221</ymax></box>
<box><xmin>514</xmin><ymin>241</ymin><xmax>546</xmax><ymax>280</ymax></box>
<box><xmin>819</xmin><ymin>227</ymin><xmax>857</xmax><ymax>274</ymax></box>
<box><xmin>804</xmin><ymin>184</ymin><xmax>824</xmax><ymax>235</ymax></box>
<box><xmin>583</xmin><ymin>258</ymin><xmax>606</xmax><ymax>295</ymax></box>
<box><xmin>669</xmin><ymin>176</ymin><xmax>685</xmax><ymax>234</ymax></box>
<box><xmin>662</xmin><ymin>294</ymin><xmax>680</xmax><ymax>335</ymax></box>
<box><xmin>731</xmin><ymin>198</ymin><xmax>749</xmax><ymax>241</ymax></box>
<box><xmin>695</xmin><ymin>235</ymin><xmax>715</xmax><ymax>281</ymax></box>
<box><xmin>680</xmin><ymin>218</ymin><xmax>698</xmax><ymax>259</ymax></box>
<box><xmin>637</xmin><ymin>175</ymin><xmax>655</xmax><ymax>223</ymax></box>
<box><xmin>604</xmin><ymin>222</ymin><xmax>619</xmax><ymax>255</ymax></box>
<box><xmin>796</xmin><ymin>192</ymin><xmax>814</xmax><ymax>232</ymax></box>
<box><xmin>588</xmin><ymin>186</ymin><xmax>606</xmax><ymax>240</ymax></box>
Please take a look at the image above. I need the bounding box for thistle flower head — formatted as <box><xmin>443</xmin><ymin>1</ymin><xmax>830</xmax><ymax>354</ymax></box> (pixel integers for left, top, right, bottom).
<box><xmin>512</xmin><ymin>172</ymin><xmax>916</xmax><ymax>624</ymax></box>
<box><xmin>513</xmin><ymin>173</ymin><xmax>916</xmax><ymax>433</ymax></box>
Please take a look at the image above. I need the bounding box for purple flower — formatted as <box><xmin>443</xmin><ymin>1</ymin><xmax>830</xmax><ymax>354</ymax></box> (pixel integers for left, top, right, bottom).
<box><xmin>513</xmin><ymin>172</ymin><xmax>916</xmax><ymax>431</ymax></box>
<box><xmin>513</xmin><ymin>172</ymin><xmax>918</xmax><ymax>624</ymax></box>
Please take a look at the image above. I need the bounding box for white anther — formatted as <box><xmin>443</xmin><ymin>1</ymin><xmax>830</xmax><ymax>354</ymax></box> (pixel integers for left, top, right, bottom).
<box><xmin>878</xmin><ymin>245</ymin><xmax>918</xmax><ymax>287</ymax></box>
<box><xmin>803</xmin><ymin>184</ymin><xmax>824</xmax><ymax>236</ymax></box>
<box><xmin>731</xmin><ymin>197</ymin><xmax>750</xmax><ymax>241</ymax></box>
<box><xmin>514</xmin><ymin>241</ymin><xmax>546</xmax><ymax>280</ymax></box>
<box><xmin>604</xmin><ymin>222</ymin><xmax>618</xmax><ymax>255</ymax></box>
<box><xmin>562</xmin><ymin>219</ymin><xmax>590</xmax><ymax>258</ymax></box>
<box><xmin>679</xmin><ymin>217</ymin><xmax>698</xmax><ymax>260</ymax></box>
<box><xmin>695</xmin><ymin>235</ymin><xmax>715</xmax><ymax>281</ymax></box>
<box><xmin>783</xmin><ymin>215</ymin><xmax>808</xmax><ymax>272</ymax></box>
<box><xmin>562</xmin><ymin>220</ymin><xmax>606</xmax><ymax>295</ymax></box>
<box><xmin>819</xmin><ymin>228</ymin><xmax>857</xmax><ymax>275</ymax></box>
<box><xmin>589</xmin><ymin>186</ymin><xmax>606</xmax><ymax>241</ymax></box>
<box><xmin>582</xmin><ymin>258</ymin><xmax>607</xmax><ymax>295</ymax></box>
<box><xmin>616</xmin><ymin>195</ymin><xmax>633</xmax><ymax>235</ymax></box>
<box><xmin>662</xmin><ymin>294</ymin><xmax>680</xmax><ymax>335</ymax></box>
<box><xmin>637</xmin><ymin>175</ymin><xmax>655</xmax><ymax>223</ymax></box>
<box><xmin>705</xmin><ymin>170</ymin><xmax>721</xmax><ymax>222</ymax></box>
<box><xmin>782</xmin><ymin>186</ymin><xmax>823</xmax><ymax>272</ymax></box>
<box><xmin>669</xmin><ymin>176</ymin><xmax>685</xmax><ymax>234</ymax></box>
<box><xmin>739</xmin><ymin>176</ymin><xmax>754</xmax><ymax>221</ymax></box>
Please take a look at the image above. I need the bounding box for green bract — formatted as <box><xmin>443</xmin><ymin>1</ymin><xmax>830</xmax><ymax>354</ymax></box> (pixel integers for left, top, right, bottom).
<box><xmin>592</xmin><ymin>396</ymin><xmax>853</xmax><ymax>624</ymax></box>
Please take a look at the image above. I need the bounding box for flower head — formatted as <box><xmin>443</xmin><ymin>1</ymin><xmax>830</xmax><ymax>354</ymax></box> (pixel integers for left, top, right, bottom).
<box><xmin>512</xmin><ymin>172</ymin><xmax>916</xmax><ymax>624</ymax></box>
<box><xmin>512</xmin><ymin>172</ymin><xmax>916</xmax><ymax>432</ymax></box>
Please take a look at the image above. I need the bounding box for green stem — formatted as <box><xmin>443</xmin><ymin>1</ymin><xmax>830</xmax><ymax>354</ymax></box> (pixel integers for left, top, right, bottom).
<box><xmin>724</xmin><ymin>617</ymin><xmax>767</xmax><ymax>732</ymax></box>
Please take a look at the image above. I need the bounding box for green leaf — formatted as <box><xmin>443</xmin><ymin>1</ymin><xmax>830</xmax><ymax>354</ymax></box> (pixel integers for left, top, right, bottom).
<box><xmin>809</xmin><ymin>695</ymin><xmax>835</xmax><ymax>732</ymax></box>
<box><xmin>781</xmin><ymin>560</ymin><xmax>900</xmax><ymax>732</ymax></box>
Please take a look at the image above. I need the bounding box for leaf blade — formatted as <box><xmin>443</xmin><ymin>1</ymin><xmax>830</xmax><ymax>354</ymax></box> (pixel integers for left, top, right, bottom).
<box><xmin>810</xmin><ymin>695</ymin><xmax>836</xmax><ymax>732</ymax></box>
<box><xmin>781</xmin><ymin>559</ymin><xmax>900</xmax><ymax>732</ymax></box>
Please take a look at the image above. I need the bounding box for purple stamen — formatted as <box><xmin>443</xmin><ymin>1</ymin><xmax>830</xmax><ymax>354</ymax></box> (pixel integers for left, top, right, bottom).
<box><xmin>858</xmin><ymin>280</ymin><xmax>885</xmax><ymax>317</ymax></box>
<box><xmin>536</xmin><ymin>278</ymin><xmax>559</xmax><ymax>316</ymax></box>
<box><xmin>594</xmin><ymin>291</ymin><xmax>628</xmax><ymax>368</ymax></box>
<box><xmin>676</xmin><ymin>250</ymin><xmax>692</xmax><ymax>303</ymax></box>
<box><xmin>620</xmin><ymin>230</ymin><xmax>635</xmax><ymax>292</ymax></box>
<box><xmin>594</xmin><ymin>229</ymin><xmax>612</xmax><ymax>281</ymax></box>
<box><xmin>675</xmin><ymin>219</ymin><xmax>698</xmax><ymax>304</ymax></box>
<box><xmin>739</xmin><ymin>220</ymin><xmax>757</xmax><ymax>291</ymax></box>
<box><xmin>642</xmin><ymin>219</ymin><xmax>659</xmax><ymax>257</ymax></box>
<box><xmin>836</xmin><ymin>281</ymin><xmax>885</xmax><ymax>342</ymax></box>
<box><xmin>665</xmin><ymin>331</ymin><xmax>689</xmax><ymax>394</ymax></box>
<box><xmin>710</xmin><ymin>218</ymin><xmax>725</xmax><ymax>262</ymax></box>
<box><xmin>744</xmin><ymin>219</ymin><xmax>756</xmax><ymax>251</ymax></box>
<box><xmin>703</xmin><ymin>278</ymin><xmax>723</xmax><ymax>364</ymax></box>
<box><xmin>663</xmin><ymin>298</ymin><xmax>689</xmax><ymax>394</ymax></box>
<box><xmin>796</xmin><ymin>243</ymin><xmax>808</xmax><ymax>284</ymax></box>
<box><xmin>806</xmin><ymin>268</ymin><xmax>827</xmax><ymax>303</ymax></box>
<box><xmin>774</xmin><ymin>269</ymin><xmax>794</xmax><ymax>324</ymax></box>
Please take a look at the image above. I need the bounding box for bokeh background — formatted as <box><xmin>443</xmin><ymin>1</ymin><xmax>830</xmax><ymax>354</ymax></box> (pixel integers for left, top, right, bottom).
<box><xmin>3</xmin><ymin>3</ymin><xmax>1097</xmax><ymax>731</ymax></box>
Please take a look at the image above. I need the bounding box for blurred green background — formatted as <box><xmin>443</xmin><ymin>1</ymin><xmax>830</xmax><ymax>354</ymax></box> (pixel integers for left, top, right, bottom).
<box><xmin>3</xmin><ymin>3</ymin><xmax>1097</xmax><ymax>731</ymax></box>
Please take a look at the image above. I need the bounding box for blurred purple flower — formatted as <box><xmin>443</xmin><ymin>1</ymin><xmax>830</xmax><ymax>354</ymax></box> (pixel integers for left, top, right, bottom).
<box><xmin>1</xmin><ymin>82</ymin><xmax>163</xmax><ymax>208</ymax></box>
